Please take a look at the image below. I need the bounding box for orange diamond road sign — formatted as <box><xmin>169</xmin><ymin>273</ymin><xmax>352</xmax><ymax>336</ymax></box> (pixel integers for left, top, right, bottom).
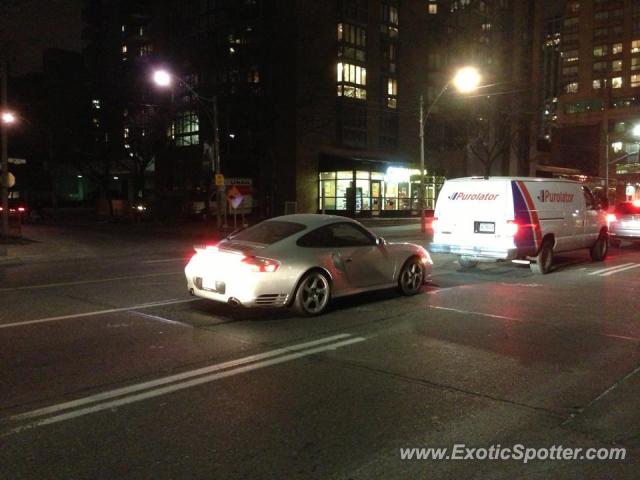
<box><xmin>226</xmin><ymin>185</ymin><xmax>243</xmax><ymax>209</ymax></box>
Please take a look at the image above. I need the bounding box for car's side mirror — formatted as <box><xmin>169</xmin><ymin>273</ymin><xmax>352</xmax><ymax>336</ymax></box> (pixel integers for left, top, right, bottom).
<box><xmin>376</xmin><ymin>236</ymin><xmax>386</xmax><ymax>247</ymax></box>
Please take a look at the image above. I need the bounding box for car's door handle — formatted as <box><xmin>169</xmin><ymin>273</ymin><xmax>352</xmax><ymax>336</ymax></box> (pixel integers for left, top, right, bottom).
<box><xmin>344</xmin><ymin>257</ymin><xmax>353</xmax><ymax>263</ymax></box>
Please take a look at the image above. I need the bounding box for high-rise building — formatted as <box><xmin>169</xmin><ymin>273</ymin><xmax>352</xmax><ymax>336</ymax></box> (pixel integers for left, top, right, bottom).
<box><xmin>82</xmin><ymin>0</ymin><xmax>438</xmax><ymax>217</ymax></box>
<box><xmin>552</xmin><ymin>0</ymin><xmax>640</xmax><ymax>201</ymax></box>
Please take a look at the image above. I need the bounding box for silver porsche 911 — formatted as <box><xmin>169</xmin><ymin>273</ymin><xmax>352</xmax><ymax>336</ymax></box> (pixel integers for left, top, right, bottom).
<box><xmin>185</xmin><ymin>214</ymin><xmax>433</xmax><ymax>316</ymax></box>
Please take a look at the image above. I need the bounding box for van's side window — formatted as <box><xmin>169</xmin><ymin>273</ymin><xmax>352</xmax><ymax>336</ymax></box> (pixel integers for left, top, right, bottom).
<box><xmin>582</xmin><ymin>187</ymin><xmax>596</xmax><ymax>210</ymax></box>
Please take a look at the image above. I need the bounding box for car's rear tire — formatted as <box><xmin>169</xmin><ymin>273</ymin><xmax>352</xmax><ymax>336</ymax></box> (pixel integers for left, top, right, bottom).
<box><xmin>398</xmin><ymin>257</ymin><xmax>424</xmax><ymax>296</ymax></box>
<box><xmin>458</xmin><ymin>256</ymin><xmax>478</xmax><ymax>269</ymax></box>
<box><xmin>590</xmin><ymin>231</ymin><xmax>609</xmax><ymax>261</ymax></box>
<box><xmin>293</xmin><ymin>270</ymin><xmax>331</xmax><ymax>316</ymax></box>
<box><xmin>530</xmin><ymin>240</ymin><xmax>554</xmax><ymax>274</ymax></box>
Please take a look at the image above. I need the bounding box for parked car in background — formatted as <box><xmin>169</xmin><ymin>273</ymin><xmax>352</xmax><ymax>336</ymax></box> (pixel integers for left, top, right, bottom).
<box><xmin>609</xmin><ymin>200</ymin><xmax>640</xmax><ymax>247</ymax></box>
<box><xmin>185</xmin><ymin>214</ymin><xmax>432</xmax><ymax>316</ymax></box>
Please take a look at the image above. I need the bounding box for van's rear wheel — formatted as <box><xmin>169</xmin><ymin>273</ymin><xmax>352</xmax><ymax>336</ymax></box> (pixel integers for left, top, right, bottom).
<box><xmin>590</xmin><ymin>231</ymin><xmax>608</xmax><ymax>261</ymax></box>
<box><xmin>530</xmin><ymin>240</ymin><xmax>553</xmax><ymax>274</ymax></box>
<box><xmin>458</xmin><ymin>256</ymin><xmax>478</xmax><ymax>269</ymax></box>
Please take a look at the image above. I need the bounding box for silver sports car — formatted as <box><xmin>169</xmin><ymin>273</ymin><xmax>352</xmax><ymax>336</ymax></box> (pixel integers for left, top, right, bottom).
<box><xmin>185</xmin><ymin>214</ymin><xmax>433</xmax><ymax>316</ymax></box>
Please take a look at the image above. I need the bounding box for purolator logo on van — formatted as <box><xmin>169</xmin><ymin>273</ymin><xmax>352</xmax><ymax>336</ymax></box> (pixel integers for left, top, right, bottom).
<box><xmin>536</xmin><ymin>190</ymin><xmax>574</xmax><ymax>203</ymax></box>
<box><xmin>447</xmin><ymin>192</ymin><xmax>500</xmax><ymax>201</ymax></box>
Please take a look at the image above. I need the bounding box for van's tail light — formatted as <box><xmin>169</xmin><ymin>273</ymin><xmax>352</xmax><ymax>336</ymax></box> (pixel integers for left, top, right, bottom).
<box><xmin>607</xmin><ymin>213</ymin><xmax>617</xmax><ymax>225</ymax></box>
<box><xmin>241</xmin><ymin>256</ymin><xmax>280</xmax><ymax>273</ymax></box>
<box><xmin>505</xmin><ymin>220</ymin><xmax>519</xmax><ymax>236</ymax></box>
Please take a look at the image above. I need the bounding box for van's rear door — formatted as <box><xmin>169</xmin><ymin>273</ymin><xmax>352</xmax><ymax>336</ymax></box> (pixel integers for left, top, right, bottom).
<box><xmin>434</xmin><ymin>179</ymin><xmax>513</xmax><ymax>251</ymax></box>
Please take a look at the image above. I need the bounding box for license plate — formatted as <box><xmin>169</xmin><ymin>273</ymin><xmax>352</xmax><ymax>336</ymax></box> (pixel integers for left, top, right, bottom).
<box><xmin>202</xmin><ymin>278</ymin><xmax>224</xmax><ymax>293</ymax></box>
<box><xmin>474</xmin><ymin>221</ymin><xmax>495</xmax><ymax>234</ymax></box>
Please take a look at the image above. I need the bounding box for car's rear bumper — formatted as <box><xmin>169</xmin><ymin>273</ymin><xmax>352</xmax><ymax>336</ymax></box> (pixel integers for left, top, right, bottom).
<box><xmin>184</xmin><ymin>262</ymin><xmax>293</xmax><ymax>308</ymax></box>
<box><xmin>610</xmin><ymin>226</ymin><xmax>640</xmax><ymax>241</ymax></box>
<box><xmin>429</xmin><ymin>243</ymin><xmax>518</xmax><ymax>260</ymax></box>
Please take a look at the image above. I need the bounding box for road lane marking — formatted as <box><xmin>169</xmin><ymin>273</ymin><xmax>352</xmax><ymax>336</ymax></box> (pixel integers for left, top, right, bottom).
<box><xmin>8</xmin><ymin>334</ymin><xmax>352</xmax><ymax>421</ymax></box>
<box><xmin>0</xmin><ymin>298</ymin><xmax>200</xmax><ymax>330</ymax></box>
<box><xmin>429</xmin><ymin>306</ymin><xmax>520</xmax><ymax>322</ymax></box>
<box><xmin>142</xmin><ymin>258</ymin><xmax>187</xmax><ymax>264</ymax></box>
<box><xmin>599</xmin><ymin>264</ymin><xmax>640</xmax><ymax>277</ymax></box>
<box><xmin>128</xmin><ymin>310</ymin><xmax>193</xmax><ymax>327</ymax></box>
<box><xmin>588</xmin><ymin>263</ymin><xmax>635</xmax><ymax>276</ymax></box>
<box><xmin>4</xmin><ymin>335</ymin><xmax>365</xmax><ymax>435</ymax></box>
<box><xmin>0</xmin><ymin>271</ymin><xmax>183</xmax><ymax>293</ymax></box>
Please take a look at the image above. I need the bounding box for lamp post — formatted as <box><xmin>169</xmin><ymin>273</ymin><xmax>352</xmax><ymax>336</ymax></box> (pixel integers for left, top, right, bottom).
<box><xmin>420</xmin><ymin>66</ymin><xmax>481</xmax><ymax>232</ymax></box>
<box><xmin>152</xmin><ymin>69</ymin><xmax>223</xmax><ymax>229</ymax></box>
<box><xmin>1</xmin><ymin>61</ymin><xmax>15</xmax><ymax>252</ymax></box>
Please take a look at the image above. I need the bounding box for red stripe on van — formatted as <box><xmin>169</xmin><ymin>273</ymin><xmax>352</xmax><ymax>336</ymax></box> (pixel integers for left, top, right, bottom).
<box><xmin>516</xmin><ymin>181</ymin><xmax>542</xmax><ymax>249</ymax></box>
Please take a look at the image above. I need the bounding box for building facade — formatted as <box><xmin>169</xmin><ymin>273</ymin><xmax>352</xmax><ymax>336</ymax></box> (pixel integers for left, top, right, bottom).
<box><xmin>552</xmin><ymin>0</ymin><xmax>640</xmax><ymax>202</ymax></box>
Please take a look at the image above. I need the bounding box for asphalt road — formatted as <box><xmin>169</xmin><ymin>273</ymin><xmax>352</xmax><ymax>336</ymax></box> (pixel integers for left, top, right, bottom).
<box><xmin>1</xmin><ymin>225</ymin><xmax>639</xmax><ymax>479</ymax></box>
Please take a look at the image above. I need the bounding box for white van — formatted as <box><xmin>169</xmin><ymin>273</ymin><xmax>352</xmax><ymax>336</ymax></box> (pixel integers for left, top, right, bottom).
<box><xmin>430</xmin><ymin>177</ymin><xmax>609</xmax><ymax>274</ymax></box>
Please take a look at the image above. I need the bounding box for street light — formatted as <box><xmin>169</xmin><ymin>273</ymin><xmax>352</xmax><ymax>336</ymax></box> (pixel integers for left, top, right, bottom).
<box><xmin>419</xmin><ymin>66</ymin><xmax>481</xmax><ymax>232</ymax></box>
<box><xmin>1</xmin><ymin>111</ymin><xmax>16</xmax><ymax>125</ymax></box>
<box><xmin>151</xmin><ymin>68</ymin><xmax>223</xmax><ymax>228</ymax></box>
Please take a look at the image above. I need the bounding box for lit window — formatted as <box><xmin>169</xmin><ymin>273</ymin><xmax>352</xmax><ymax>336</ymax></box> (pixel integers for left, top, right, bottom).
<box><xmin>612</xmin><ymin>43</ymin><xmax>623</xmax><ymax>55</ymax></box>
<box><xmin>387</xmin><ymin>78</ymin><xmax>397</xmax><ymax>108</ymax></box>
<box><xmin>247</xmin><ymin>67</ymin><xmax>260</xmax><ymax>83</ymax></box>
<box><xmin>593</xmin><ymin>45</ymin><xmax>608</xmax><ymax>57</ymax></box>
<box><xmin>121</xmin><ymin>25</ymin><xmax>126</xmax><ymax>33</ymax></box>
<box><xmin>612</xmin><ymin>77</ymin><xmax>623</xmax><ymax>89</ymax></box>
<box><xmin>123</xmin><ymin>127</ymin><xmax>129</xmax><ymax>139</ymax></box>
<box><xmin>139</xmin><ymin>26</ymin><xmax>144</xmax><ymax>36</ymax></box>
<box><xmin>121</xmin><ymin>45</ymin><xmax>127</xmax><ymax>53</ymax></box>
<box><xmin>91</xmin><ymin>99</ymin><xmax>101</xmax><ymax>109</ymax></box>
<box><xmin>593</xmin><ymin>79</ymin><xmax>602</xmax><ymax>89</ymax></box>
<box><xmin>612</xmin><ymin>60</ymin><xmax>623</xmax><ymax>72</ymax></box>
<box><xmin>633</xmin><ymin>40</ymin><xmax>640</xmax><ymax>54</ymax></box>
<box><xmin>632</xmin><ymin>74</ymin><xmax>640</xmax><ymax>88</ymax></box>
<box><xmin>612</xmin><ymin>141</ymin><xmax>623</xmax><ymax>152</ymax></box>
<box><xmin>565</xmin><ymin>82</ymin><xmax>578</xmax><ymax>93</ymax></box>
<box><xmin>632</xmin><ymin>57</ymin><xmax>640</xmax><ymax>70</ymax></box>
<box><xmin>562</xmin><ymin>49</ymin><xmax>579</xmax><ymax>63</ymax></box>
<box><xmin>175</xmin><ymin>110</ymin><xmax>200</xmax><ymax>146</ymax></box>
<box><xmin>337</xmin><ymin>62</ymin><xmax>367</xmax><ymax>100</ymax></box>
<box><xmin>428</xmin><ymin>3</ymin><xmax>437</xmax><ymax>14</ymax></box>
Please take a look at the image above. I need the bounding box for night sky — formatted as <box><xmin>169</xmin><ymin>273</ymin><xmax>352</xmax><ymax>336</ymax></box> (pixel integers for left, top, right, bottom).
<box><xmin>0</xmin><ymin>0</ymin><xmax>83</xmax><ymax>76</ymax></box>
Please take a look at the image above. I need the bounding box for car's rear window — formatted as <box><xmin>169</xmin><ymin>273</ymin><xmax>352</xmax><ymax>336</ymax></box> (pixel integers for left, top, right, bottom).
<box><xmin>229</xmin><ymin>220</ymin><xmax>306</xmax><ymax>245</ymax></box>
<box><xmin>614</xmin><ymin>203</ymin><xmax>640</xmax><ymax>215</ymax></box>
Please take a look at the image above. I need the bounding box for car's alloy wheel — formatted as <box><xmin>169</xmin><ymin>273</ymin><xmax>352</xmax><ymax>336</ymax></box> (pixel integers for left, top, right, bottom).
<box><xmin>590</xmin><ymin>232</ymin><xmax>608</xmax><ymax>261</ymax></box>
<box><xmin>294</xmin><ymin>271</ymin><xmax>331</xmax><ymax>316</ymax></box>
<box><xmin>399</xmin><ymin>258</ymin><xmax>423</xmax><ymax>295</ymax></box>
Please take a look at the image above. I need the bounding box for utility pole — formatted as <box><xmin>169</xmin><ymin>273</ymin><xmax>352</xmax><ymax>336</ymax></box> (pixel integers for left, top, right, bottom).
<box><xmin>212</xmin><ymin>96</ymin><xmax>224</xmax><ymax>229</ymax></box>
<box><xmin>1</xmin><ymin>61</ymin><xmax>9</xmax><ymax>253</ymax></box>
<box><xmin>419</xmin><ymin>94</ymin><xmax>426</xmax><ymax>233</ymax></box>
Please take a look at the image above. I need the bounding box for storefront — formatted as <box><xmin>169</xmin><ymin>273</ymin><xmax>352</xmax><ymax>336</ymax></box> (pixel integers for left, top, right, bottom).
<box><xmin>317</xmin><ymin>155</ymin><xmax>444</xmax><ymax>217</ymax></box>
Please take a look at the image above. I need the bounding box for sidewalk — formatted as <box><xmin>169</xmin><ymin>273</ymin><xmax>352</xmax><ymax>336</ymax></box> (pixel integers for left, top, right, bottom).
<box><xmin>0</xmin><ymin>216</ymin><xmax>426</xmax><ymax>266</ymax></box>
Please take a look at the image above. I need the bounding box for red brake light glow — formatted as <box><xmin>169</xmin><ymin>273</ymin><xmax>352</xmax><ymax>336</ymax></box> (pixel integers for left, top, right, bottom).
<box><xmin>505</xmin><ymin>220</ymin><xmax>519</xmax><ymax>236</ymax></box>
<box><xmin>241</xmin><ymin>256</ymin><xmax>280</xmax><ymax>273</ymax></box>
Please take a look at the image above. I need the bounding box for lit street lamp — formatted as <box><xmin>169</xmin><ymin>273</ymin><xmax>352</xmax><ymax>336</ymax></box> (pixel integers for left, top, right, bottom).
<box><xmin>2</xmin><ymin>111</ymin><xmax>16</xmax><ymax>125</ymax></box>
<box><xmin>151</xmin><ymin>68</ymin><xmax>223</xmax><ymax>228</ymax></box>
<box><xmin>419</xmin><ymin>66</ymin><xmax>481</xmax><ymax>232</ymax></box>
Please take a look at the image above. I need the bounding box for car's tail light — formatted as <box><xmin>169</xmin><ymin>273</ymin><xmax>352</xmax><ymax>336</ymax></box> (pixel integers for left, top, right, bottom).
<box><xmin>505</xmin><ymin>220</ymin><xmax>519</xmax><ymax>236</ymax></box>
<box><xmin>241</xmin><ymin>256</ymin><xmax>280</xmax><ymax>273</ymax></box>
<box><xmin>607</xmin><ymin>213</ymin><xmax>617</xmax><ymax>225</ymax></box>
<box><xmin>17</xmin><ymin>207</ymin><xmax>25</xmax><ymax>212</ymax></box>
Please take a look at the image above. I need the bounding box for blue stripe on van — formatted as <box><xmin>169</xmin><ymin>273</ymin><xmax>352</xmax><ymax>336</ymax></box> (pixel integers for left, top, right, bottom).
<box><xmin>511</xmin><ymin>181</ymin><xmax>537</xmax><ymax>255</ymax></box>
